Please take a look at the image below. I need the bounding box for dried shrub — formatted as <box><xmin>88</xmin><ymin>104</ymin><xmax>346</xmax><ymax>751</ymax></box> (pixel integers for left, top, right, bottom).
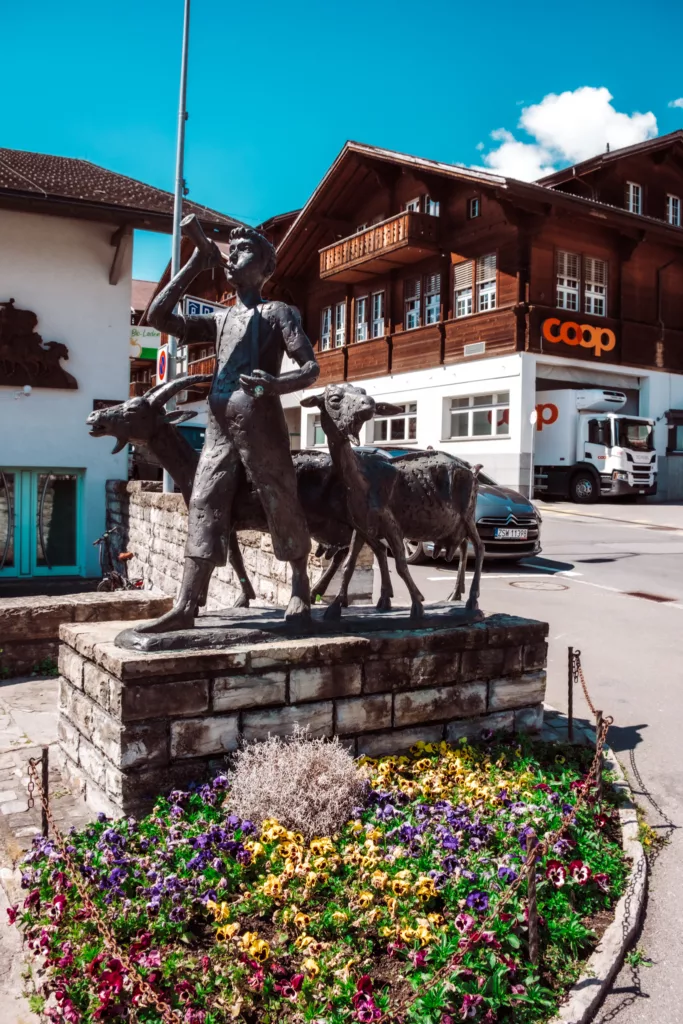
<box><xmin>227</xmin><ymin>730</ymin><xmax>365</xmax><ymax>837</ymax></box>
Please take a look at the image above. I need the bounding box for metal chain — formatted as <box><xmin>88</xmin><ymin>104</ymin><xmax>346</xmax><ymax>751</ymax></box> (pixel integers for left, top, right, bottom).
<box><xmin>26</xmin><ymin>756</ymin><xmax>37</xmax><ymax>810</ymax></box>
<box><xmin>25</xmin><ymin>760</ymin><xmax>180</xmax><ymax>1024</ymax></box>
<box><xmin>376</xmin><ymin>714</ymin><xmax>612</xmax><ymax>1023</ymax></box>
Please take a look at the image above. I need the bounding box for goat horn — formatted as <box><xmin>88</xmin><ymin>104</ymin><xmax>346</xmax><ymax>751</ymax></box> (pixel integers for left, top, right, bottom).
<box><xmin>147</xmin><ymin>374</ymin><xmax>213</xmax><ymax>409</ymax></box>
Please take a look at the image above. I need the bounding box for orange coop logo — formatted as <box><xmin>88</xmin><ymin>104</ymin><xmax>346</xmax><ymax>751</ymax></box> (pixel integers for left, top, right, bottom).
<box><xmin>536</xmin><ymin>403</ymin><xmax>558</xmax><ymax>431</ymax></box>
<box><xmin>542</xmin><ymin>318</ymin><xmax>616</xmax><ymax>358</ymax></box>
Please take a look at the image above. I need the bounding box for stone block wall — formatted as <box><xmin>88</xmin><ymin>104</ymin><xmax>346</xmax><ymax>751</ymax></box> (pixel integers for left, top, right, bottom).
<box><xmin>57</xmin><ymin>614</ymin><xmax>548</xmax><ymax>817</ymax></box>
<box><xmin>0</xmin><ymin>591</ymin><xmax>173</xmax><ymax>678</ymax></box>
<box><xmin>106</xmin><ymin>481</ymin><xmax>373</xmax><ymax>610</ymax></box>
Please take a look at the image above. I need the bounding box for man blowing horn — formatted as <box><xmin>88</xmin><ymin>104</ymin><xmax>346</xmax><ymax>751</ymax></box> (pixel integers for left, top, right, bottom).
<box><xmin>138</xmin><ymin>216</ymin><xmax>319</xmax><ymax>633</ymax></box>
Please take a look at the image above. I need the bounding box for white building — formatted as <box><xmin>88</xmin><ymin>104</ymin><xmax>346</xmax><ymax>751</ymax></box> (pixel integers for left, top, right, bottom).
<box><xmin>0</xmin><ymin>149</ymin><xmax>239</xmax><ymax>584</ymax></box>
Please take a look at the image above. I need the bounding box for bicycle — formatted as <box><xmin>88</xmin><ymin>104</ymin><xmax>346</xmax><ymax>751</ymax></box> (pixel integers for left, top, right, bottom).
<box><xmin>93</xmin><ymin>527</ymin><xmax>143</xmax><ymax>592</ymax></box>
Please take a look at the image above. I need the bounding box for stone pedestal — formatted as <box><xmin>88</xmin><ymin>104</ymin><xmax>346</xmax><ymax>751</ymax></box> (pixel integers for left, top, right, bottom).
<box><xmin>57</xmin><ymin>613</ymin><xmax>548</xmax><ymax>817</ymax></box>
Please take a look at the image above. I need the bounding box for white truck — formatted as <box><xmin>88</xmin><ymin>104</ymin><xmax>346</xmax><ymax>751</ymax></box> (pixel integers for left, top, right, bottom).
<box><xmin>534</xmin><ymin>388</ymin><xmax>657</xmax><ymax>503</ymax></box>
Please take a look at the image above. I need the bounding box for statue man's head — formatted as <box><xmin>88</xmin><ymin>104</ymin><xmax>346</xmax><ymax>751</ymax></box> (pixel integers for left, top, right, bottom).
<box><xmin>226</xmin><ymin>226</ymin><xmax>276</xmax><ymax>290</ymax></box>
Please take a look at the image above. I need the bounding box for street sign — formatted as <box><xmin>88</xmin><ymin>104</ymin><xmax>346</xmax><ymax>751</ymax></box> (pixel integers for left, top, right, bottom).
<box><xmin>157</xmin><ymin>345</ymin><xmax>169</xmax><ymax>383</ymax></box>
<box><xmin>183</xmin><ymin>295</ymin><xmax>225</xmax><ymax>317</ymax></box>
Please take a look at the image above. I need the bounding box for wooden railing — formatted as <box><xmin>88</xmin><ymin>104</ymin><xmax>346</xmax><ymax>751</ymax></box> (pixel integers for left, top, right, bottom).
<box><xmin>129</xmin><ymin>380</ymin><xmax>151</xmax><ymax>398</ymax></box>
<box><xmin>319</xmin><ymin>211</ymin><xmax>440</xmax><ymax>278</ymax></box>
<box><xmin>187</xmin><ymin>356</ymin><xmax>217</xmax><ymax>376</ymax></box>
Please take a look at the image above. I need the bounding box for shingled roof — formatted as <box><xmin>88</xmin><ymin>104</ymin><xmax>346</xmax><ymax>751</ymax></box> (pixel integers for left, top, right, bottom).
<box><xmin>0</xmin><ymin>148</ymin><xmax>242</xmax><ymax>236</ymax></box>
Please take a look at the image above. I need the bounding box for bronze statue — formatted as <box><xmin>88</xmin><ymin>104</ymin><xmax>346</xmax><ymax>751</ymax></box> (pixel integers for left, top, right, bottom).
<box><xmin>137</xmin><ymin>215</ymin><xmax>319</xmax><ymax>632</ymax></box>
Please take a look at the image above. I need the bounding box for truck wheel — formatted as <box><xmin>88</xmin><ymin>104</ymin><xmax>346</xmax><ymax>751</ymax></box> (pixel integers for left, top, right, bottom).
<box><xmin>570</xmin><ymin>471</ymin><xmax>597</xmax><ymax>503</ymax></box>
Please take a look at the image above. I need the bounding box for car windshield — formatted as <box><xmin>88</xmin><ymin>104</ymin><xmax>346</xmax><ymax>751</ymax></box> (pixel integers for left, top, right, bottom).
<box><xmin>616</xmin><ymin>419</ymin><xmax>654</xmax><ymax>452</ymax></box>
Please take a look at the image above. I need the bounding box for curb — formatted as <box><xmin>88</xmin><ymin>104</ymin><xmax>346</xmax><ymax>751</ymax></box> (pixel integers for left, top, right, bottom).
<box><xmin>548</xmin><ymin>739</ymin><xmax>648</xmax><ymax>1024</ymax></box>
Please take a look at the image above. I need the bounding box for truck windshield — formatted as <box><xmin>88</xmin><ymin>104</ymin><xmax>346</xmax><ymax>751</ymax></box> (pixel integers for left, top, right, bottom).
<box><xmin>616</xmin><ymin>419</ymin><xmax>654</xmax><ymax>452</ymax></box>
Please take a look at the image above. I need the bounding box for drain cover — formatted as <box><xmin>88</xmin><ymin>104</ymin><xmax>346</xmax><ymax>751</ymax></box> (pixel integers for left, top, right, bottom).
<box><xmin>510</xmin><ymin>580</ymin><xmax>569</xmax><ymax>591</ymax></box>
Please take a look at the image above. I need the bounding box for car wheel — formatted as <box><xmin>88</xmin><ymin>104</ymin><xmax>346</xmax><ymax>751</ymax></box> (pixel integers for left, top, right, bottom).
<box><xmin>570</xmin><ymin>471</ymin><xmax>597</xmax><ymax>503</ymax></box>
<box><xmin>404</xmin><ymin>540</ymin><xmax>426</xmax><ymax>564</ymax></box>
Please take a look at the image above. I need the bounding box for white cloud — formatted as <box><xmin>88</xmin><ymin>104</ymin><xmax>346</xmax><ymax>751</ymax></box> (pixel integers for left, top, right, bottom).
<box><xmin>670</xmin><ymin>97</ymin><xmax>683</xmax><ymax>109</ymax></box>
<box><xmin>479</xmin><ymin>87</ymin><xmax>658</xmax><ymax>181</ymax></box>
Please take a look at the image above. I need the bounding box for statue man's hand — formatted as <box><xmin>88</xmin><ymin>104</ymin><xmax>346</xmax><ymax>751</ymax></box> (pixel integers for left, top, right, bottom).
<box><xmin>239</xmin><ymin>369</ymin><xmax>279</xmax><ymax>398</ymax></box>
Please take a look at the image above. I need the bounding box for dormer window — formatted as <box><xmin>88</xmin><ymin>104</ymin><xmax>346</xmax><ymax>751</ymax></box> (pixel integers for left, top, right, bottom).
<box><xmin>625</xmin><ymin>182</ymin><xmax>642</xmax><ymax>215</ymax></box>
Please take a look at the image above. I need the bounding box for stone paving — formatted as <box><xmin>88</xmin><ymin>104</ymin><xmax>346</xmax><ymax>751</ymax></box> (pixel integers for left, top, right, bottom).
<box><xmin>0</xmin><ymin>674</ymin><xmax>595</xmax><ymax>1024</ymax></box>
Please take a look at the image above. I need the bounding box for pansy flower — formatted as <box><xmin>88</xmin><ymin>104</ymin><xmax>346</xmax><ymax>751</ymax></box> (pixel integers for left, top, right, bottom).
<box><xmin>545</xmin><ymin>860</ymin><xmax>567</xmax><ymax>887</ymax></box>
<box><xmin>569</xmin><ymin>859</ymin><xmax>592</xmax><ymax>885</ymax></box>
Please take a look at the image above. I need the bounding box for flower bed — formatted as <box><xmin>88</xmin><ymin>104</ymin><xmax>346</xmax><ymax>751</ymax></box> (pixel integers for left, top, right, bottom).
<box><xmin>11</xmin><ymin>736</ymin><xmax>627</xmax><ymax>1024</ymax></box>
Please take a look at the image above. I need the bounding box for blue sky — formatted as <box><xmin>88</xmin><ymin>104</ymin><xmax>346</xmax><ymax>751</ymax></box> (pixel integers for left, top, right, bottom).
<box><xmin>2</xmin><ymin>0</ymin><xmax>682</xmax><ymax>281</ymax></box>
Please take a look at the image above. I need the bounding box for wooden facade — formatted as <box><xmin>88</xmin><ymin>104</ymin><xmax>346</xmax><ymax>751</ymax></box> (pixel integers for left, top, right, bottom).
<box><xmin>138</xmin><ymin>132</ymin><xmax>683</xmax><ymax>401</ymax></box>
<box><xmin>269</xmin><ymin>133</ymin><xmax>683</xmax><ymax>386</ymax></box>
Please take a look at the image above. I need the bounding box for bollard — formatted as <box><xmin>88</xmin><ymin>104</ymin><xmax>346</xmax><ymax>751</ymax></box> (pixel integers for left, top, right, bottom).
<box><xmin>567</xmin><ymin>646</ymin><xmax>574</xmax><ymax>743</ymax></box>
<box><xmin>41</xmin><ymin>745</ymin><xmax>49</xmax><ymax>838</ymax></box>
<box><xmin>526</xmin><ymin>831</ymin><xmax>539</xmax><ymax>965</ymax></box>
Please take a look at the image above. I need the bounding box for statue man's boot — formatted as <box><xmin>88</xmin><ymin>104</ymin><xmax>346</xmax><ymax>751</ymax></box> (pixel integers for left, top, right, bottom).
<box><xmin>137</xmin><ymin>556</ymin><xmax>214</xmax><ymax>633</ymax></box>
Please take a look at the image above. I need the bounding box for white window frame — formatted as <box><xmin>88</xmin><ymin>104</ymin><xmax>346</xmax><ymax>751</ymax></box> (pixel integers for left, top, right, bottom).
<box><xmin>448</xmin><ymin>392</ymin><xmax>510</xmax><ymax>440</ymax></box>
<box><xmin>454</xmin><ymin>261</ymin><xmax>473</xmax><ymax>318</ymax></box>
<box><xmin>334</xmin><ymin>301</ymin><xmax>346</xmax><ymax>348</ymax></box>
<box><xmin>424</xmin><ymin>273</ymin><xmax>441</xmax><ymax>325</ymax></box>
<box><xmin>584</xmin><ymin>257</ymin><xmax>608</xmax><ymax>317</ymax></box>
<box><xmin>476</xmin><ymin>254</ymin><xmax>496</xmax><ymax>312</ymax></box>
<box><xmin>311</xmin><ymin>415</ymin><xmax>326</xmax><ymax>446</ymax></box>
<box><xmin>626</xmin><ymin>181</ymin><xmax>642</xmax><ymax>215</ymax></box>
<box><xmin>556</xmin><ymin>250</ymin><xmax>581</xmax><ymax>312</ymax></box>
<box><xmin>468</xmin><ymin>197</ymin><xmax>480</xmax><ymax>219</ymax></box>
<box><xmin>373</xmin><ymin>402</ymin><xmax>418</xmax><ymax>444</ymax></box>
<box><xmin>425</xmin><ymin>196</ymin><xmax>440</xmax><ymax>217</ymax></box>
<box><xmin>320</xmin><ymin>306</ymin><xmax>332</xmax><ymax>351</ymax></box>
<box><xmin>404</xmin><ymin>197</ymin><xmax>421</xmax><ymax>213</ymax></box>
<box><xmin>405</xmin><ymin>278</ymin><xmax>421</xmax><ymax>330</ymax></box>
<box><xmin>371</xmin><ymin>291</ymin><xmax>385</xmax><ymax>338</ymax></box>
<box><xmin>667</xmin><ymin>194</ymin><xmax>681</xmax><ymax>227</ymax></box>
<box><xmin>355</xmin><ymin>295</ymin><xmax>369</xmax><ymax>342</ymax></box>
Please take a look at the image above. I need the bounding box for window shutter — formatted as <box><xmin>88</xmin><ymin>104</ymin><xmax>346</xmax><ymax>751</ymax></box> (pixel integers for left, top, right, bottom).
<box><xmin>405</xmin><ymin>278</ymin><xmax>421</xmax><ymax>300</ymax></box>
<box><xmin>476</xmin><ymin>253</ymin><xmax>496</xmax><ymax>283</ymax></box>
<box><xmin>425</xmin><ymin>273</ymin><xmax>441</xmax><ymax>295</ymax></box>
<box><xmin>557</xmin><ymin>250</ymin><xmax>580</xmax><ymax>279</ymax></box>
<box><xmin>454</xmin><ymin>261</ymin><xmax>473</xmax><ymax>289</ymax></box>
<box><xmin>585</xmin><ymin>257</ymin><xmax>606</xmax><ymax>286</ymax></box>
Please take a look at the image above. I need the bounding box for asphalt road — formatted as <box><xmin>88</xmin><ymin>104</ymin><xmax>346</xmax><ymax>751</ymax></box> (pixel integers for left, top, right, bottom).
<box><xmin>373</xmin><ymin>500</ymin><xmax>683</xmax><ymax>1023</ymax></box>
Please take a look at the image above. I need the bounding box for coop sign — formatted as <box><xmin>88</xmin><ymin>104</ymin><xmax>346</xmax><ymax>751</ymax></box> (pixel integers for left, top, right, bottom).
<box><xmin>542</xmin><ymin>318</ymin><xmax>616</xmax><ymax>358</ymax></box>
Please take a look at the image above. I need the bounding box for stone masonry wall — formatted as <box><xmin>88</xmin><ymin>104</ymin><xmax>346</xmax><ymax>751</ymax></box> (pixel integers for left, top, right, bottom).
<box><xmin>106</xmin><ymin>481</ymin><xmax>373</xmax><ymax>610</ymax></box>
<box><xmin>0</xmin><ymin>591</ymin><xmax>173</xmax><ymax>678</ymax></box>
<box><xmin>57</xmin><ymin>614</ymin><xmax>548</xmax><ymax>817</ymax></box>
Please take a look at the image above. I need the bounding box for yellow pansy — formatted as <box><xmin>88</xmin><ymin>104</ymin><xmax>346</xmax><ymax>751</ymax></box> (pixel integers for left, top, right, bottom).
<box><xmin>331</xmin><ymin>910</ymin><xmax>347</xmax><ymax>925</ymax></box>
<box><xmin>399</xmin><ymin>926</ymin><xmax>416</xmax><ymax>942</ymax></box>
<box><xmin>294</xmin><ymin>935</ymin><xmax>316</xmax><ymax>951</ymax></box>
<box><xmin>414</xmin><ymin>877</ymin><xmax>438</xmax><ymax>901</ymax></box>
<box><xmin>310</xmin><ymin>837</ymin><xmax>336</xmax><ymax>856</ymax></box>
<box><xmin>216</xmin><ymin>922</ymin><xmax>240</xmax><ymax>941</ymax></box>
<box><xmin>356</xmin><ymin>891</ymin><xmax>374</xmax><ymax>909</ymax></box>
<box><xmin>262</xmin><ymin>875</ymin><xmax>283</xmax><ymax>898</ymax></box>
<box><xmin>240</xmin><ymin>931</ymin><xmax>259</xmax><ymax>950</ymax></box>
<box><xmin>371</xmin><ymin>871</ymin><xmax>388</xmax><ymax>890</ymax></box>
<box><xmin>302</xmin><ymin>958</ymin><xmax>320</xmax><ymax>977</ymax></box>
<box><xmin>384</xmin><ymin>896</ymin><xmax>397</xmax><ymax>917</ymax></box>
<box><xmin>244</xmin><ymin>840</ymin><xmax>264</xmax><ymax>858</ymax></box>
<box><xmin>293</xmin><ymin>911</ymin><xmax>310</xmax><ymax>931</ymax></box>
<box><xmin>392</xmin><ymin>879</ymin><xmax>411</xmax><ymax>897</ymax></box>
<box><xmin>249</xmin><ymin>938</ymin><xmax>270</xmax><ymax>962</ymax></box>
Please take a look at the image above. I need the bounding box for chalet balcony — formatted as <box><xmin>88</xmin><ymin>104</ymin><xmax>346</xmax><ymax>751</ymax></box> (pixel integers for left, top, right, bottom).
<box><xmin>129</xmin><ymin>380</ymin><xmax>151</xmax><ymax>398</ymax></box>
<box><xmin>187</xmin><ymin>355</ymin><xmax>217</xmax><ymax>376</ymax></box>
<box><xmin>319</xmin><ymin>211</ymin><xmax>441</xmax><ymax>282</ymax></box>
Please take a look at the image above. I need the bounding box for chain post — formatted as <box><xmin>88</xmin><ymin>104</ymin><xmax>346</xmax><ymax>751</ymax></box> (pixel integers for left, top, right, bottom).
<box><xmin>526</xmin><ymin>831</ymin><xmax>539</xmax><ymax>966</ymax></box>
<box><xmin>567</xmin><ymin>646</ymin><xmax>574</xmax><ymax>743</ymax></box>
<box><xmin>595</xmin><ymin>710</ymin><xmax>603</xmax><ymax>806</ymax></box>
<box><xmin>41</xmin><ymin>745</ymin><xmax>49</xmax><ymax>838</ymax></box>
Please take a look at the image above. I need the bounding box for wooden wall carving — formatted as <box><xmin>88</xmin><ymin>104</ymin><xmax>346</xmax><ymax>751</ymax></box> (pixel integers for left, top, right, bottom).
<box><xmin>0</xmin><ymin>299</ymin><xmax>77</xmax><ymax>389</ymax></box>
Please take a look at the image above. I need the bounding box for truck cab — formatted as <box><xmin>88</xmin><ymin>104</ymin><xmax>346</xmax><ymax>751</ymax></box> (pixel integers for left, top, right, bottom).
<box><xmin>534</xmin><ymin>389</ymin><xmax>657</xmax><ymax>502</ymax></box>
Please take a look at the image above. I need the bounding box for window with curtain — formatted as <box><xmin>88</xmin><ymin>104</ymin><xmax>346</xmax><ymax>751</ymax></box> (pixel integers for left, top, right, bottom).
<box><xmin>557</xmin><ymin>251</ymin><xmax>581</xmax><ymax>311</ymax></box>
<box><xmin>584</xmin><ymin>257</ymin><xmax>607</xmax><ymax>316</ymax></box>
<box><xmin>355</xmin><ymin>296</ymin><xmax>368</xmax><ymax>342</ymax></box>
<box><xmin>476</xmin><ymin>254</ymin><xmax>496</xmax><ymax>312</ymax></box>
<box><xmin>454</xmin><ymin>261</ymin><xmax>473</xmax><ymax>318</ymax></box>
<box><xmin>334</xmin><ymin>302</ymin><xmax>346</xmax><ymax>347</ymax></box>
<box><xmin>372</xmin><ymin>291</ymin><xmax>385</xmax><ymax>337</ymax></box>
<box><xmin>321</xmin><ymin>306</ymin><xmax>331</xmax><ymax>350</ymax></box>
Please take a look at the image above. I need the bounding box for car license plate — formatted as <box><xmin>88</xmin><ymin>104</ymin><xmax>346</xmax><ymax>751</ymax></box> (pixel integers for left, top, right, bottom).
<box><xmin>494</xmin><ymin>528</ymin><xmax>528</xmax><ymax>540</ymax></box>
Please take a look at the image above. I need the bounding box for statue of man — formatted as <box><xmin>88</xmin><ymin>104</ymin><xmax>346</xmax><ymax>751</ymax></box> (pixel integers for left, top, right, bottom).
<box><xmin>139</xmin><ymin>221</ymin><xmax>319</xmax><ymax>632</ymax></box>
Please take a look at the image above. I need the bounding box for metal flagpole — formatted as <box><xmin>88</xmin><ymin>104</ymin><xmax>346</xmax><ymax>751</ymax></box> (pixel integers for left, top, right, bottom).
<box><xmin>163</xmin><ymin>0</ymin><xmax>191</xmax><ymax>493</ymax></box>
